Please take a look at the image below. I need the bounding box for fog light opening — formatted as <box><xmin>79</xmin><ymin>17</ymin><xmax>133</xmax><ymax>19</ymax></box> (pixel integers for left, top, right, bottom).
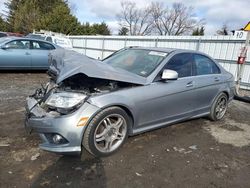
<box><xmin>44</xmin><ymin>133</ymin><xmax>68</xmax><ymax>144</ymax></box>
<box><xmin>52</xmin><ymin>134</ymin><xmax>64</xmax><ymax>144</ymax></box>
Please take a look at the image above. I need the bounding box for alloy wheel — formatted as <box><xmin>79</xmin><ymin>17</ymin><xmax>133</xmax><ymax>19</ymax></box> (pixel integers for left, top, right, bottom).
<box><xmin>94</xmin><ymin>114</ymin><xmax>127</xmax><ymax>153</ymax></box>
<box><xmin>215</xmin><ymin>96</ymin><xmax>227</xmax><ymax>119</ymax></box>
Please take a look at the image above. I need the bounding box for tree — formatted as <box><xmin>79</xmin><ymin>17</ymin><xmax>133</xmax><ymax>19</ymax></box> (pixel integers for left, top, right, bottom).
<box><xmin>200</xmin><ymin>26</ymin><xmax>205</xmax><ymax>36</ymax></box>
<box><xmin>117</xmin><ymin>1</ymin><xmax>153</xmax><ymax>35</ymax></box>
<box><xmin>3</xmin><ymin>0</ymin><xmax>110</xmax><ymax>35</ymax></box>
<box><xmin>92</xmin><ymin>22</ymin><xmax>111</xmax><ymax>35</ymax></box>
<box><xmin>192</xmin><ymin>26</ymin><xmax>205</xmax><ymax>36</ymax></box>
<box><xmin>151</xmin><ymin>2</ymin><xmax>203</xmax><ymax>35</ymax></box>
<box><xmin>4</xmin><ymin>0</ymin><xmax>23</xmax><ymax>31</ymax></box>
<box><xmin>12</xmin><ymin>0</ymin><xmax>41</xmax><ymax>33</ymax></box>
<box><xmin>0</xmin><ymin>16</ymin><xmax>8</xmax><ymax>31</ymax></box>
<box><xmin>150</xmin><ymin>2</ymin><xmax>165</xmax><ymax>35</ymax></box>
<box><xmin>117</xmin><ymin>1</ymin><xmax>204</xmax><ymax>36</ymax></box>
<box><xmin>73</xmin><ymin>22</ymin><xmax>111</xmax><ymax>35</ymax></box>
<box><xmin>77</xmin><ymin>22</ymin><xmax>95</xmax><ymax>35</ymax></box>
<box><xmin>4</xmin><ymin>0</ymin><xmax>81</xmax><ymax>34</ymax></box>
<box><xmin>217</xmin><ymin>24</ymin><xmax>229</xmax><ymax>35</ymax></box>
<box><xmin>40</xmin><ymin>3</ymin><xmax>80</xmax><ymax>35</ymax></box>
<box><xmin>118</xmin><ymin>27</ymin><xmax>129</xmax><ymax>35</ymax></box>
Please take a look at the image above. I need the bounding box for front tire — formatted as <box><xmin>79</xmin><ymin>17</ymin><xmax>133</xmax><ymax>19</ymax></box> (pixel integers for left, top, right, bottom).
<box><xmin>82</xmin><ymin>107</ymin><xmax>129</xmax><ymax>157</ymax></box>
<box><xmin>209</xmin><ymin>93</ymin><xmax>228</xmax><ymax>121</ymax></box>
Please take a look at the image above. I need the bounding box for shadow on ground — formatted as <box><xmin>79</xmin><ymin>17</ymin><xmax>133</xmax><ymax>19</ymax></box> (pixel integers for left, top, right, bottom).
<box><xmin>31</xmin><ymin>156</ymin><xmax>106</xmax><ymax>188</ymax></box>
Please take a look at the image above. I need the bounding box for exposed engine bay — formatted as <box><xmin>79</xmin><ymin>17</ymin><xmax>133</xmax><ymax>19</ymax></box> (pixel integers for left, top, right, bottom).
<box><xmin>59</xmin><ymin>73</ymin><xmax>135</xmax><ymax>94</ymax></box>
<box><xmin>29</xmin><ymin>73</ymin><xmax>137</xmax><ymax>116</ymax></box>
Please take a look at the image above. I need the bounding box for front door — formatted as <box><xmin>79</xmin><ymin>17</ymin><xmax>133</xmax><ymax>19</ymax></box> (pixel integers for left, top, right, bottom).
<box><xmin>135</xmin><ymin>53</ymin><xmax>197</xmax><ymax>129</ymax></box>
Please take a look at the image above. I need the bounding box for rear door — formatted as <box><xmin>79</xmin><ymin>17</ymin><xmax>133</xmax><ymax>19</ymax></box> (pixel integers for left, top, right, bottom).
<box><xmin>30</xmin><ymin>40</ymin><xmax>55</xmax><ymax>69</ymax></box>
<box><xmin>192</xmin><ymin>54</ymin><xmax>222</xmax><ymax>114</ymax></box>
<box><xmin>0</xmin><ymin>40</ymin><xmax>31</xmax><ymax>68</ymax></box>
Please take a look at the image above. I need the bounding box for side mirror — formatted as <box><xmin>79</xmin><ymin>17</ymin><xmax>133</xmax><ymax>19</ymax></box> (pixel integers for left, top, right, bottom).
<box><xmin>161</xmin><ymin>69</ymin><xmax>178</xmax><ymax>80</ymax></box>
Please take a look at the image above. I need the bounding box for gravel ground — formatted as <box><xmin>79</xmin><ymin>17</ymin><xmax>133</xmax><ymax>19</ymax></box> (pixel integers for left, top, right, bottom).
<box><xmin>0</xmin><ymin>72</ymin><xmax>249</xmax><ymax>188</ymax></box>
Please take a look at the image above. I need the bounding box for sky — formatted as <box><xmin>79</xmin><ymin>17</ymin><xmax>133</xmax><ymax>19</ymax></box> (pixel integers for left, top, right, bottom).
<box><xmin>0</xmin><ymin>0</ymin><xmax>249</xmax><ymax>35</ymax></box>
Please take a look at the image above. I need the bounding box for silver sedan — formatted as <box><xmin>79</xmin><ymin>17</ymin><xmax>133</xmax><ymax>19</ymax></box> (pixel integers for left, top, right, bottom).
<box><xmin>0</xmin><ymin>37</ymin><xmax>58</xmax><ymax>70</ymax></box>
<box><xmin>25</xmin><ymin>47</ymin><xmax>235</xmax><ymax>157</ymax></box>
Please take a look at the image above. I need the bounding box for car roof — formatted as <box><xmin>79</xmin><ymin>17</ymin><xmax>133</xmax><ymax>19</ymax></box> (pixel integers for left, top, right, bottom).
<box><xmin>0</xmin><ymin>36</ymin><xmax>57</xmax><ymax>46</ymax></box>
<box><xmin>129</xmin><ymin>46</ymin><xmax>212</xmax><ymax>57</ymax></box>
<box><xmin>128</xmin><ymin>46</ymin><xmax>176</xmax><ymax>53</ymax></box>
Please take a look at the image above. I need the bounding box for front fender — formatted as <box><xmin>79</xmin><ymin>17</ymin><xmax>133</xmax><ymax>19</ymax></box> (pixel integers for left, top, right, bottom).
<box><xmin>87</xmin><ymin>92</ymin><xmax>137</xmax><ymax>132</ymax></box>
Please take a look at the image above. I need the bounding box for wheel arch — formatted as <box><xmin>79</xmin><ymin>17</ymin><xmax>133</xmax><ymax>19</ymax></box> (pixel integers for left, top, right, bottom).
<box><xmin>209</xmin><ymin>90</ymin><xmax>229</xmax><ymax>121</ymax></box>
<box><xmin>81</xmin><ymin>104</ymin><xmax>134</xmax><ymax>156</ymax></box>
<box><xmin>222</xmin><ymin>90</ymin><xmax>229</xmax><ymax>100</ymax></box>
<box><xmin>211</xmin><ymin>90</ymin><xmax>229</xmax><ymax>106</ymax></box>
<box><xmin>81</xmin><ymin>103</ymin><xmax>135</xmax><ymax>144</ymax></box>
<box><xmin>100</xmin><ymin>104</ymin><xmax>135</xmax><ymax>135</ymax></box>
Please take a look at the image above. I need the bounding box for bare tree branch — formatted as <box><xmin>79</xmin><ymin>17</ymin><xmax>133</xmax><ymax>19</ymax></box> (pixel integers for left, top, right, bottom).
<box><xmin>216</xmin><ymin>23</ymin><xmax>229</xmax><ymax>35</ymax></box>
<box><xmin>117</xmin><ymin>1</ymin><xmax>204</xmax><ymax>36</ymax></box>
<box><xmin>151</xmin><ymin>2</ymin><xmax>204</xmax><ymax>35</ymax></box>
<box><xmin>117</xmin><ymin>1</ymin><xmax>153</xmax><ymax>35</ymax></box>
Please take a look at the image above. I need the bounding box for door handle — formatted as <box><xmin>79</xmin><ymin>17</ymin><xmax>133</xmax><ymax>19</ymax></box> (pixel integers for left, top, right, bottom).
<box><xmin>186</xmin><ymin>81</ymin><xmax>193</xmax><ymax>87</ymax></box>
<box><xmin>214</xmin><ymin>77</ymin><xmax>220</xmax><ymax>82</ymax></box>
<box><xmin>25</xmin><ymin>52</ymin><xmax>31</xmax><ymax>55</ymax></box>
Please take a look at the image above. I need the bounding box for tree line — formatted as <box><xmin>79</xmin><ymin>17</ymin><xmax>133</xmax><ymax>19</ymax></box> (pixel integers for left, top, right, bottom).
<box><xmin>117</xmin><ymin>1</ymin><xmax>205</xmax><ymax>36</ymax></box>
<box><xmin>0</xmin><ymin>0</ymin><xmax>231</xmax><ymax>36</ymax></box>
<box><xmin>117</xmin><ymin>1</ymin><xmax>232</xmax><ymax>36</ymax></box>
<box><xmin>0</xmin><ymin>0</ymin><xmax>111</xmax><ymax>35</ymax></box>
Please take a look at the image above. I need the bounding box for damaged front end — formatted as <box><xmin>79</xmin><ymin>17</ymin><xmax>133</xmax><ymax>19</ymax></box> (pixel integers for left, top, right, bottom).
<box><xmin>25</xmin><ymin>78</ymin><xmax>100</xmax><ymax>154</ymax></box>
<box><xmin>25</xmin><ymin>49</ymin><xmax>141</xmax><ymax>155</ymax></box>
<box><xmin>27</xmin><ymin>73</ymin><xmax>136</xmax><ymax>118</ymax></box>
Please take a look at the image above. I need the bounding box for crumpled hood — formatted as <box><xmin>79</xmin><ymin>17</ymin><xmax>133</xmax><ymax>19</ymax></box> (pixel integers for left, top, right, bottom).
<box><xmin>49</xmin><ymin>49</ymin><xmax>147</xmax><ymax>85</ymax></box>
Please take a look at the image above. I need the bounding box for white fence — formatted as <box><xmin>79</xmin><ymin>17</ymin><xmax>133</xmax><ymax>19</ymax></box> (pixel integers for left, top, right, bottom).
<box><xmin>68</xmin><ymin>35</ymin><xmax>250</xmax><ymax>90</ymax></box>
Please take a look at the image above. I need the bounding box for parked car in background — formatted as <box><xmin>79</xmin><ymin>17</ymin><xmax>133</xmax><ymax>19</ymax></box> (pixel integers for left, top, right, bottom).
<box><xmin>0</xmin><ymin>32</ymin><xmax>23</xmax><ymax>38</ymax></box>
<box><xmin>0</xmin><ymin>37</ymin><xmax>58</xmax><ymax>70</ymax></box>
<box><xmin>45</xmin><ymin>35</ymin><xmax>73</xmax><ymax>49</ymax></box>
<box><xmin>0</xmin><ymin>32</ymin><xmax>7</xmax><ymax>37</ymax></box>
<box><xmin>25</xmin><ymin>33</ymin><xmax>45</xmax><ymax>40</ymax></box>
<box><xmin>26</xmin><ymin>33</ymin><xmax>73</xmax><ymax>49</ymax></box>
<box><xmin>7</xmin><ymin>32</ymin><xmax>24</xmax><ymax>37</ymax></box>
<box><xmin>25</xmin><ymin>47</ymin><xmax>235</xmax><ymax>157</ymax></box>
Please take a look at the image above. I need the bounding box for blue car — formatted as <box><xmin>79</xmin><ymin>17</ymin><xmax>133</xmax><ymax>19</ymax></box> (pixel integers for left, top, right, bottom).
<box><xmin>0</xmin><ymin>37</ymin><xmax>58</xmax><ymax>70</ymax></box>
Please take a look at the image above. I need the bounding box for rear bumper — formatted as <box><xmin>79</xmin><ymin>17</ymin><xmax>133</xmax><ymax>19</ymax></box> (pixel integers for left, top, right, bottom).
<box><xmin>25</xmin><ymin>97</ymin><xmax>100</xmax><ymax>155</ymax></box>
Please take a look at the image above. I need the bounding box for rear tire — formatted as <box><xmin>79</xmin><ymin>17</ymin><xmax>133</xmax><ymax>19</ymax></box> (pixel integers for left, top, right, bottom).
<box><xmin>82</xmin><ymin>107</ymin><xmax>129</xmax><ymax>157</ymax></box>
<box><xmin>209</xmin><ymin>93</ymin><xmax>228</xmax><ymax>121</ymax></box>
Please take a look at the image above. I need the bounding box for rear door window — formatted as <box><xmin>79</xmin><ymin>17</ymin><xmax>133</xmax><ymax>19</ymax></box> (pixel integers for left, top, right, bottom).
<box><xmin>194</xmin><ymin>54</ymin><xmax>220</xmax><ymax>75</ymax></box>
<box><xmin>31</xmin><ymin>41</ymin><xmax>55</xmax><ymax>50</ymax></box>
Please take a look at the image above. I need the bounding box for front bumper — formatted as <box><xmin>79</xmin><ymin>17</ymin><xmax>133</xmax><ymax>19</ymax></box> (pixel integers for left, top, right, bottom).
<box><xmin>25</xmin><ymin>97</ymin><xmax>100</xmax><ymax>155</ymax></box>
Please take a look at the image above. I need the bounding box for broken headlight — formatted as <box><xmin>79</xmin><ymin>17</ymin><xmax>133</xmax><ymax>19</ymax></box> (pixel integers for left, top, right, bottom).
<box><xmin>45</xmin><ymin>92</ymin><xmax>87</xmax><ymax>109</ymax></box>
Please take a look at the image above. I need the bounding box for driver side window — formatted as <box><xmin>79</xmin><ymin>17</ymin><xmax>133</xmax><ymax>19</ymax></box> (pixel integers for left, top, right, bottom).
<box><xmin>165</xmin><ymin>53</ymin><xmax>193</xmax><ymax>78</ymax></box>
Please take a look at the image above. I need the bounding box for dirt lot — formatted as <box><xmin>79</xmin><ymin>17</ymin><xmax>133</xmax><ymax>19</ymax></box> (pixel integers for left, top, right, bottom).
<box><xmin>0</xmin><ymin>72</ymin><xmax>250</xmax><ymax>188</ymax></box>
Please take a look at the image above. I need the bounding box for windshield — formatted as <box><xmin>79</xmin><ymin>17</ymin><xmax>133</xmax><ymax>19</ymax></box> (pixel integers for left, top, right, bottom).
<box><xmin>104</xmin><ymin>49</ymin><xmax>168</xmax><ymax>77</ymax></box>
